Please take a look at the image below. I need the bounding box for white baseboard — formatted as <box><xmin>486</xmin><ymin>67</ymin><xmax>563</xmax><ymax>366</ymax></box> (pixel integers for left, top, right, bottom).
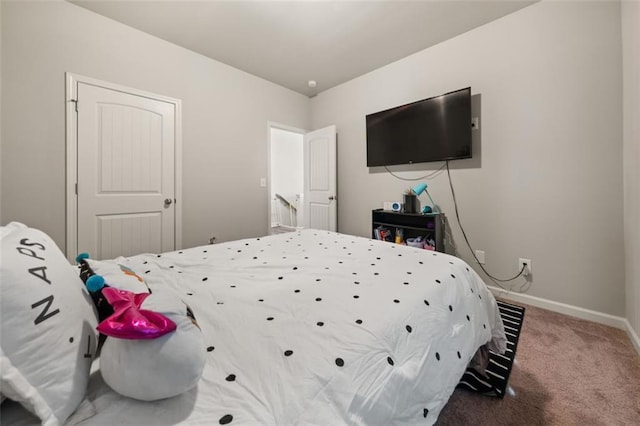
<box><xmin>488</xmin><ymin>286</ymin><xmax>640</xmax><ymax>356</ymax></box>
<box><xmin>623</xmin><ymin>318</ymin><xmax>640</xmax><ymax>356</ymax></box>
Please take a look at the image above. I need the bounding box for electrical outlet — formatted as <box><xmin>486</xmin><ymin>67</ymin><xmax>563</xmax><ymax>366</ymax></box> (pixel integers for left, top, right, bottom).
<box><xmin>475</xmin><ymin>250</ymin><xmax>485</xmax><ymax>264</ymax></box>
<box><xmin>518</xmin><ymin>258</ymin><xmax>532</xmax><ymax>277</ymax></box>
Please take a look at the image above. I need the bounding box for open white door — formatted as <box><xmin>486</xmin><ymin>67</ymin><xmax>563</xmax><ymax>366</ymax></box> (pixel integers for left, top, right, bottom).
<box><xmin>303</xmin><ymin>125</ymin><xmax>337</xmax><ymax>231</ymax></box>
<box><xmin>68</xmin><ymin>75</ymin><xmax>181</xmax><ymax>260</ymax></box>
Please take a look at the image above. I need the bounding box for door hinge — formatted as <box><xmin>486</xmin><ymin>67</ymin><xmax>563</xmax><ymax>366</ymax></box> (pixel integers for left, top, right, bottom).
<box><xmin>75</xmin><ymin>183</ymin><xmax>78</xmax><ymax>194</ymax></box>
<box><xmin>70</xmin><ymin>99</ymin><xmax>78</xmax><ymax>112</ymax></box>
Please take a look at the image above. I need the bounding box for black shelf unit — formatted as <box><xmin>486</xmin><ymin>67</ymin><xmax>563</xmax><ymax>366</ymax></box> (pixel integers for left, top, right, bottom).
<box><xmin>372</xmin><ymin>209</ymin><xmax>444</xmax><ymax>252</ymax></box>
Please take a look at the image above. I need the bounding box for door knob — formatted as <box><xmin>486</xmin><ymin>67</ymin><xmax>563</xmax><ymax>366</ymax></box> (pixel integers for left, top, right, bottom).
<box><xmin>328</xmin><ymin>195</ymin><xmax>336</xmax><ymax>201</ymax></box>
<box><xmin>164</xmin><ymin>198</ymin><xmax>173</xmax><ymax>206</ymax></box>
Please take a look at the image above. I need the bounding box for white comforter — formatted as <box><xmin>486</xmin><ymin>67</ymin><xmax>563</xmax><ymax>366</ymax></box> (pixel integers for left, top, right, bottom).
<box><xmin>9</xmin><ymin>230</ymin><xmax>506</xmax><ymax>425</ymax></box>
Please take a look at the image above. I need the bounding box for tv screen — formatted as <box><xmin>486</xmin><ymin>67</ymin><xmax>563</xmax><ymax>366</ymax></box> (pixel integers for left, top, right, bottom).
<box><xmin>366</xmin><ymin>87</ymin><xmax>472</xmax><ymax>167</ymax></box>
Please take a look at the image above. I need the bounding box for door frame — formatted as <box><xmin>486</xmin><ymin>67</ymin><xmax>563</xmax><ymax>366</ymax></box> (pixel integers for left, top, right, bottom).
<box><xmin>65</xmin><ymin>72</ymin><xmax>183</xmax><ymax>260</ymax></box>
<box><xmin>267</xmin><ymin>122</ymin><xmax>307</xmax><ymax>234</ymax></box>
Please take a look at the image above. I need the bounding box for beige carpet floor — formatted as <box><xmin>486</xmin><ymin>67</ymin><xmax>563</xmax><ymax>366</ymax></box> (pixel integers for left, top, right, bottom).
<box><xmin>437</xmin><ymin>300</ymin><xmax>640</xmax><ymax>425</ymax></box>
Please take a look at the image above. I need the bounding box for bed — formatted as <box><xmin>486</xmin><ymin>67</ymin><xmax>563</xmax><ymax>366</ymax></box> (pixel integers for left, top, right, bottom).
<box><xmin>1</xmin><ymin>225</ymin><xmax>505</xmax><ymax>425</ymax></box>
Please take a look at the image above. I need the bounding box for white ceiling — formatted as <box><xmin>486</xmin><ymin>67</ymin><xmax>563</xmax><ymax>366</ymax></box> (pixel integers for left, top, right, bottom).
<box><xmin>71</xmin><ymin>0</ymin><xmax>536</xmax><ymax>97</ymax></box>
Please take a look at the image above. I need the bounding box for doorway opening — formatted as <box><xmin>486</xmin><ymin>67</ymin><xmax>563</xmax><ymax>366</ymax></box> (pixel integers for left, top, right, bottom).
<box><xmin>268</xmin><ymin>122</ymin><xmax>337</xmax><ymax>235</ymax></box>
<box><xmin>269</xmin><ymin>125</ymin><xmax>304</xmax><ymax>234</ymax></box>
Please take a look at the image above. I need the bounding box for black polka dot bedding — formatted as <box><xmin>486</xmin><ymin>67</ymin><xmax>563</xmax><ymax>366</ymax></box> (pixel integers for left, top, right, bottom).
<box><xmin>76</xmin><ymin>230</ymin><xmax>507</xmax><ymax>425</ymax></box>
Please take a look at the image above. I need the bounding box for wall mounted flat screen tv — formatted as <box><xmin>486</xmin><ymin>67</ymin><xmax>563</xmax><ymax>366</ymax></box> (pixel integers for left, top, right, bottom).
<box><xmin>366</xmin><ymin>87</ymin><xmax>472</xmax><ymax>167</ymax></box>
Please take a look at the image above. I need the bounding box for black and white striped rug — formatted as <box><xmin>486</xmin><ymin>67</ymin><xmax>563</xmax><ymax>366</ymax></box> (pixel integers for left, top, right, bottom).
<box><xmin>457</xmin><ymin>300</ymin><xmax>525</xmax><ymax>398</ymax></box>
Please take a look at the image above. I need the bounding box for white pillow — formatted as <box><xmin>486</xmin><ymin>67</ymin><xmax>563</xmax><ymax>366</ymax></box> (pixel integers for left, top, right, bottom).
<box><xmin>0</xmin><ymin>222</ymin><xmax>98</xmax><ymax>426</ymax></box>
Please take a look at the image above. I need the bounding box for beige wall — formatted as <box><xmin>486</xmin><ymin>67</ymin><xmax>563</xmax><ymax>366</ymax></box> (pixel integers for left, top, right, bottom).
<box><xmin>1</xmin><ymin>0</ymin><xmax>634</xmax><ymax>322</ymax></box>
<box><xmin>310</xmin><ymin>1</ymin><xmax>625</xmax><ymax>316</ymax></box>
<box><xmin>0</xmin><ymin>0</ymin><xmax>3</xmax><ymax>227</ymax></box>
<box><xmin>622</xmin><ymin>0</ymin><xmax>640</xmax><ymax>337</ymax></box>
<box><xmin>0</xmin><ymin>0</ymin><xmax>310</xmax><ymax>250</ymax></box>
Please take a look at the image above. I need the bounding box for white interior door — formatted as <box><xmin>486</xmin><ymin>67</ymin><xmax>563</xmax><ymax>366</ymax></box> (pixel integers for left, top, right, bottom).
<box><xmin>303</xmin><ymin>125</ymin><xmax>337</xmax><ymax>231</ymax></box>
<box><xmin>74</xmin><ymin>81</ymin><xmax>177</xmax><ymax>260</ymax></box>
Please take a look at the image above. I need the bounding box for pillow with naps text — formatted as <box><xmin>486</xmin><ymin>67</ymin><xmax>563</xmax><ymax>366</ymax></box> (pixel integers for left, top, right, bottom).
<box><xmin>0</xmin><ymin>222</ymin><xmax>98</xmax><ymax>426</ymax></box>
